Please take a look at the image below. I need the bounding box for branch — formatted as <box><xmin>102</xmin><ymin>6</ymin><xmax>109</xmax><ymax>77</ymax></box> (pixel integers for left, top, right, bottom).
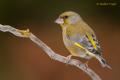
<box><xmin>0</xmin><ymin>24</ymin><xmax>101</xmax><ymax>80</ymax></box>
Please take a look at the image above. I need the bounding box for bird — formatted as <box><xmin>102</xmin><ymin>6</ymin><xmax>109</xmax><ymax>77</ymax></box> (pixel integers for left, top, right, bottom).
<box><xmin>55</xmin><ymin>11</ymin><xmax>111</xmax><ymax>69</ymax></box>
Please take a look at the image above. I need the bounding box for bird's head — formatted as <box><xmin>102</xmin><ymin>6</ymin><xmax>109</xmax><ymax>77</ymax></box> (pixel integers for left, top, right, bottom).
<box><xmin>55</xmin><ymin>11</ymin><xmax>82</xmax><ymax>27</ymax></box>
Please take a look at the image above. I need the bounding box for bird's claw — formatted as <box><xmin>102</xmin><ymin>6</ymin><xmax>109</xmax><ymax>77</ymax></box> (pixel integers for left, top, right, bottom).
<box><xmin>84</xmin><ymin>64</ymin><xmax>88</xmax><ymax>70</ymax></box>
<box><xmin>66</xmin><ymin>55</ymin><xmax>72</xmax><ymax>64</ymax></box>
<box><xmin>84</xmin><ymin>61</ymin><xmax>89</xmax><ymax>70</ymax></box>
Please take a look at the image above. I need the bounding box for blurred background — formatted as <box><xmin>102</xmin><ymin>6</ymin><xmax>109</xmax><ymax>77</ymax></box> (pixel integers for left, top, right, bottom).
<box><xmin>0</xmin><ymin>0</ymin><xmax>120</xmax><ymax>80</ymax></box>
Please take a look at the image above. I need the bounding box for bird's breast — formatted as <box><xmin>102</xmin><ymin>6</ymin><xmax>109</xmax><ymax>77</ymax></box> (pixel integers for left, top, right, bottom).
<box><xmin>62</xmin><ymin>32</ymin><xmax>84</xmax><ymax>56</ymax></box>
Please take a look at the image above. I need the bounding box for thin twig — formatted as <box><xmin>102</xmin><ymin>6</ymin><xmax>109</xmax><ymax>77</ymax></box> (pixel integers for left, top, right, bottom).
<box><xmin>0</xmin><ymin>24</ymin><xmax>101</xmax><ymax>80</ymax></box>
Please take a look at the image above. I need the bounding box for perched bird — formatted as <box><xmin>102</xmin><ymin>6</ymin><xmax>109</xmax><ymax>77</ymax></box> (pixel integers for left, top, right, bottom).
<box><xmin>55</xmin><ymin>11</ymin><xmax>111</xmax><ymax>69</ymax></box>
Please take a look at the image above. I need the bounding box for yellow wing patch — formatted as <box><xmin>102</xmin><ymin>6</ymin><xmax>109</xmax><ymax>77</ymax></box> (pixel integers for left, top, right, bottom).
<box><xmin>74</xmin><ymin>42</ymin><xmax>85</xmax><ymax>50</ymax></box>
<box><xmin>74</xmin><ymin>42</ymin><xmax>96</xmax><ymax>57</ymax></box>
<box><xmin>86</xmin><ymin>32</ymin><xmax>97</xmax><ymax>50</ymax></box>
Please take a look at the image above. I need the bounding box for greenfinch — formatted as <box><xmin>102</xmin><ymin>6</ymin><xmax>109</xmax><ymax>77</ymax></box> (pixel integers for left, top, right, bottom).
<box><xmin>55</xmin><ymin>11</ymin><xmax>111</xmax><ymax>69</ymax></box>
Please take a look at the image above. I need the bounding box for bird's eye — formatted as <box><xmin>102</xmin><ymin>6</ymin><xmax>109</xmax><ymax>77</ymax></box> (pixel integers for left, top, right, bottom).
<box><xmin>62</xmin><ymin>16</ymin><xmax>68</xmax><ymax>19</ymax></box>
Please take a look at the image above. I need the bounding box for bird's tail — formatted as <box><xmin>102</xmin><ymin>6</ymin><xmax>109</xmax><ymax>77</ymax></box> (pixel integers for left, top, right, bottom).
<box><xmin>96</xmin><ymin>55</ymin><xmax>112</xmax><ymax>69</ymax></box>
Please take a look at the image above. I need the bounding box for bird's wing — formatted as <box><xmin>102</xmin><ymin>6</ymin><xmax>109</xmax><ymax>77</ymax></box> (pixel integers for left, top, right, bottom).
<box><xmin>67</xmin><ymin>32</ymin><xmax>102</xmax><ymax>56</ymax></box>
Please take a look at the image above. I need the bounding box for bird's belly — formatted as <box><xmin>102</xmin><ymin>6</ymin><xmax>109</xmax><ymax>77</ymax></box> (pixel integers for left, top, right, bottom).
<box><xmin>63</xmin><ymin>37</ymin><xmax>92</xmax><ymax>59</ymax></box>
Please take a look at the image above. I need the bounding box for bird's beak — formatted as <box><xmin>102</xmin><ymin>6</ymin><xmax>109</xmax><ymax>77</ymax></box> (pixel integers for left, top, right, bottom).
<box><xmin>55</xmin><ymin>18</ymin><xmax>64</xmax><ymax>24</ymax></box>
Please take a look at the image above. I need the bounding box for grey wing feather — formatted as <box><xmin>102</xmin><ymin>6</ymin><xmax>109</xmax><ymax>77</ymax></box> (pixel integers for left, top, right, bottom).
<box><xmin>67</xmin><ymin>33</ymin><xmax>102</xmax><ymax>56</ymax></box>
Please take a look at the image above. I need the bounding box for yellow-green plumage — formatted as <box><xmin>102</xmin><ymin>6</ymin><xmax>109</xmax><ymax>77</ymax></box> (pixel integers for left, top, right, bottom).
<box><xmin>55</xmin><ymin>11</ymin><xmax>111</xmax><ymax>68</ymax></box>
<box><xmin>62</xmin><ymin>20</ymin><xmax>96</xmax><ymax>58</ymax></box>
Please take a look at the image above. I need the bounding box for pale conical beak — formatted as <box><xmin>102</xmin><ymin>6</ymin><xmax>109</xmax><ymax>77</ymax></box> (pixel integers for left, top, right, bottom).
<box><xmin>55</xmin><ymin>18</ymin><xmax>64</xmax><ymax>24</ymax></box>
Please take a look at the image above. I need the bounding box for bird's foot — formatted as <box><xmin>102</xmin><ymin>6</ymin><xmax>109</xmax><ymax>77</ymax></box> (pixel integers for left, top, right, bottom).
<box><xmin>66</xmin><ymin>55</ymin><xmax>72</xmax><ymax>64</ymax></box>
<box><xmin>84</xmin><ymin>61</ymin><xmax>89</xmax><ymax>70</ymax></box>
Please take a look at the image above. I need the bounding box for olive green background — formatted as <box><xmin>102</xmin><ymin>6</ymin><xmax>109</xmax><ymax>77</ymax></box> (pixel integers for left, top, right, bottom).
<box><xmin>0</xmin><ymin>0</ymin><xmax>119</xmax><ymax>80</ymax></box>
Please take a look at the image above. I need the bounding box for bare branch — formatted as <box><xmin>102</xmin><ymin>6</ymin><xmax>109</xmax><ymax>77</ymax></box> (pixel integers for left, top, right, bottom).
<box><xmin>0</xmin><ymin>24</ymin><xmax>101</xmax><ymax>80</ymax></box>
